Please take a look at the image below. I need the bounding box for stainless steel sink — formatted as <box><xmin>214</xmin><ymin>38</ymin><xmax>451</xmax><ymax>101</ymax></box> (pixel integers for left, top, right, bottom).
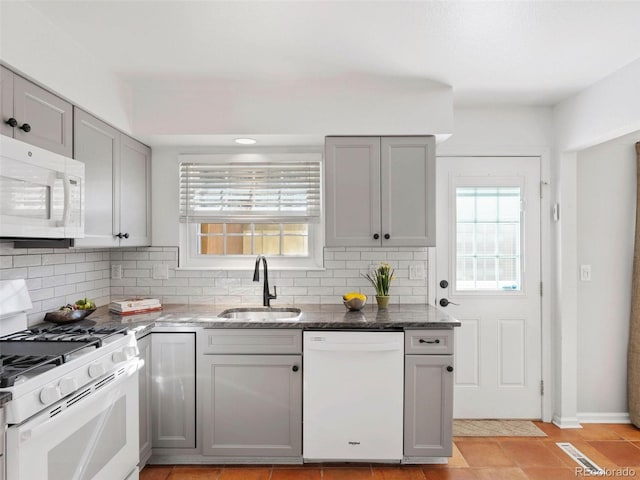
<box><xmin>217</xmin><ymin>307</ymin><xmax>302</xmax><ymax>321</ymax></box>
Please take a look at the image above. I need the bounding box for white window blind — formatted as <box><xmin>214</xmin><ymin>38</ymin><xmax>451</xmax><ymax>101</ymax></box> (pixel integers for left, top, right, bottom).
<box><xmin>179</xmin><ymin>161</ymin><xmax>321</xmax><ymax>223</ymax></box>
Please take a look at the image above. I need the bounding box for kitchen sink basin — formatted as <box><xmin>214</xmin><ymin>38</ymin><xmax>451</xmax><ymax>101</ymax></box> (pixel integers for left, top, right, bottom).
<box><xmin>218</xmin><ymin>307</ymin><xmax>302</xmax><ymax>322</ymax></box>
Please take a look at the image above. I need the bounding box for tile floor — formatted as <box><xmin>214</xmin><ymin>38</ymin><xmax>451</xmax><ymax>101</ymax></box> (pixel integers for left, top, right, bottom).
<box><xmin>139</xmin><ymin>423</ymin><xmax>640</xmax><ymax>480</ymax></box>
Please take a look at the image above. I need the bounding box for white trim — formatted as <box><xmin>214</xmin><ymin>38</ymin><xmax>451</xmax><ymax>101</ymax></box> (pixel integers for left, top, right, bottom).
<box><xmin>577</xmin><ymin>412</ymin><xmax>631</xmax><ymax>424</ymax></box>
<box><xmin>552</xmin><ymin>414</ymin><xmax>583</xmax><ymax>429</ymax></box>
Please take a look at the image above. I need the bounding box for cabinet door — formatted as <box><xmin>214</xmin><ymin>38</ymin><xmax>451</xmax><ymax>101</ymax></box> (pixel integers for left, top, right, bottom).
<box><xmin>200</xmin><ymin>355</ymin><xmax>302</xmax><ymax>458</ymax></box>
<box><xmin>381</xmin><ymin>136</ymin><xmax>436</xmax><ymax>246</ymax></box>
<box><xmin>404</xmin><ymin>355</ymin><xmax>453</xmax><ymax>457</ymax></box>
<box><xmin>12</xmin><ymin>74</ymin><xmax>72</xmax><ymax>157</ymax></box>
<box><xmin>119</xmin><ymin>135</ymin><xmax>151</xmax><ymax>247</ymax></box>
<box><xmin>73</xmin><ymin>107</ymin><xmax>120</xmax><ymax>247</ymax></box>
<box><xmin>325</xmin><ymin>136</ymin><xmax>381</xmax><ymax>247</ymax></box>
<box><xmin>1</xmin><ymin>66</ymin><xmax>13</xmax><ymax>138</ymax></box>
<box><xmin>151</xmin><ymin>333</ymin><xmax>196</xmax><ymax>449</ymax></box>
<box><xmin>137</xmin><ymin>335</ymin><xmax>152</xmax><ymax>466</ymax></box>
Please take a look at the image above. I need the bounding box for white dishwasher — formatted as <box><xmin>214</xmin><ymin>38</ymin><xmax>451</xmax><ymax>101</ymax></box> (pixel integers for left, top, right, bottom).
<box><xmin>303</xmin><ymin>331</ymin><xmax>404</xmax><ymax>462</ymax></box>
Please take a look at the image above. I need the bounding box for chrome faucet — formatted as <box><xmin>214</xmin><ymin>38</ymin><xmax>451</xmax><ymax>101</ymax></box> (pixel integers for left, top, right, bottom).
<box><xmin>253</xmin><ymin>255</ymin><xmax>277</xmax><ymax>307</ymax></box>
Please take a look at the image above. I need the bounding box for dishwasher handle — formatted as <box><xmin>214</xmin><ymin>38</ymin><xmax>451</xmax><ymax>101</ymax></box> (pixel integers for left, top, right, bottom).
<box><xmin>306</xmin><ymin>342</ymin><xmax>403</xmax><ymax>353</ymax></box>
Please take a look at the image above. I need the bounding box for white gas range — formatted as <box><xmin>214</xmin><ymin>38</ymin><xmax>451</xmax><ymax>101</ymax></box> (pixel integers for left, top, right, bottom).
<box><xmin>0</xmin><ymin>280</ymin><xmax>140</xmax><ymax>480</ymax></box>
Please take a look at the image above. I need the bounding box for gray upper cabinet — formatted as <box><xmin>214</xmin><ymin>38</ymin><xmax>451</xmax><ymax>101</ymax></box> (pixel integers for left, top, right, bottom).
<box><xmin>325</xmin><ymin>136</ymin><xmax>435</xmax><ymax>247</ymax></box>
<box><xmin>119</xmin><ymin>134</ymin><xmax>152</xmax><ymax>246</ymax></box>
<box><xmin>74</xmin><ymin>107</ymin><xmax>151</xmax><ymax>247</ymax></box>
<box><xmin>1</xmin><ymin>66</ymin><xmax>72</xmax><ymax>156</ymax></box>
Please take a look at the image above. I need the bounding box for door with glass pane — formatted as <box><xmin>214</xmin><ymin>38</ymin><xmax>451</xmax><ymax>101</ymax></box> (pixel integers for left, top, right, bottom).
<box><xmin>436</xmin><ymin>157</ymin><xmax>541</xmax><ymax>418</ymax></box>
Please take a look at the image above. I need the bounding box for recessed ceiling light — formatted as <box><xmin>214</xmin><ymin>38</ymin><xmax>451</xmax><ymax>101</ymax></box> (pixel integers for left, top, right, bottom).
<box><xmin>235</xmin><ymin>138</ymin><xmax>257</xmax><ymax>145</ymax></box>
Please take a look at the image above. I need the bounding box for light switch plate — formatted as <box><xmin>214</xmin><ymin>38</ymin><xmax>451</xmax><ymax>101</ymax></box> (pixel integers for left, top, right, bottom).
<box><xmin>409</xmin><ymin>263</ymin><xmax>425</xmax><ymax>280</ymax></box>
<box><xmin>580</xmin><ymin>264</ymin><xmax>591</xmax><ymax>281</ymax></box>
<box><xmin>153</xmin><ymin>264</ymin><xmax>169</xmax><ymax>280</ymax></box>
<box><xmin>111</xmin><ymin>264</ymin><xmax>122</xmax><ymax>280</ymax></box>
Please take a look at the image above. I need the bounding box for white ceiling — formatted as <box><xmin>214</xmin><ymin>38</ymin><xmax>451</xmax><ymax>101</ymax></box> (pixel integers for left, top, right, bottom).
<box><xmin>21</xmin><ymin>0</ymin><xmax>640</xmax><ymax>145</ymax></box>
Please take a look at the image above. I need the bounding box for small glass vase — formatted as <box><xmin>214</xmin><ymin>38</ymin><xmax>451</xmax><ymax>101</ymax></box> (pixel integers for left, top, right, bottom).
<box><xmin>375</xmin><ymin>295</ymin><xmax>390</xmax><ymax>309</ymax></box>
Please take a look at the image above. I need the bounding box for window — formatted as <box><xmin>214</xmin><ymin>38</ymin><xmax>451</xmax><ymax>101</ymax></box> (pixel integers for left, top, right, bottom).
<box><xmin>455</xmin><ymin>186</ymin><xmax>521</xmax><ymax>291</ymax></box>
<box><xmin>179</xmin><ymin>154</ymin><xmax>323</xmax><ymax>269</ymax></box>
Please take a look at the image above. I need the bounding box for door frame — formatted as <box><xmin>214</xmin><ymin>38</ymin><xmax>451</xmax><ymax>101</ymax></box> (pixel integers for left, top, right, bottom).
<box><xmin>431</xmin><ymin>148</ymin><xmax>553</xmax><ymax>422</ymax></box>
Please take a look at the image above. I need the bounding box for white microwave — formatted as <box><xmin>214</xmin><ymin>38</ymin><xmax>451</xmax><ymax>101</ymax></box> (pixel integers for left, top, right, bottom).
<box><xmin>0</xmin><ymin>136</ymin><xmax>84</xmax><ymax>239</ymax></box>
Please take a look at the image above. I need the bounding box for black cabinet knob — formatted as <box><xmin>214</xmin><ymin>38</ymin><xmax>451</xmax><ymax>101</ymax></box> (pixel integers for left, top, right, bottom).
<box><xmin>292</xmin><ymin>365</ymin><xmax>299</xmax><ymax>372</ymax></box>
<box><xmin>373</xmin><ymin>233</ymin><xmax>380</xmax><ymax>240</ymax></box>
<box><xmin>19</xmin><ymin>123</ymin><xmax>31</xmax><ymax>132</ymax></box>
<box><xmin>384</xmin><ymin>233</ymin><xmax>390</xmax><ymax>240</ymax></box>
<box><xmin>5</xmin><ymin>118</ymin><xmax>18</xmax><ymax>128</ymax></box>
<box><xmin>446</xmin><ymin>366</ymin><xmax>454</xmax><ymax>372</ymax></box>
<box><xmin>123</xmin><ymin>233</ymin><xmax>129</xmax><ymax>239</ymax></box>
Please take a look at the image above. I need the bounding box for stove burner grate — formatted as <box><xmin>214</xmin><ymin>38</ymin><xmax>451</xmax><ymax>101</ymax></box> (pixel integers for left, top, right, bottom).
<box><xmin>0</xmin><ymin>354</ymin><xmax>64</xmax><ymax>387</ymax></box>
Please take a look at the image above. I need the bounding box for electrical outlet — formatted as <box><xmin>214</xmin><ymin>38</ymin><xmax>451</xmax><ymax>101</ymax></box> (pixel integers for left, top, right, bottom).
<box><xmin>409</xmin><ymin>263</ymin><xmax>425</xmax><ymax>280</ymax></box>
<box><xmin>153</xmin><ymin>264</ymin><xmax>169</xmax><ymax>280</ymax></box>
<box><xmin>111</xmin><ymin>264</ymin><xmax>122</xmax><ymax>280</ymax></box>
<box><xmin>580</xmin><ymin>264</ymin><xmax>591</xmax><ymax>281</ymax></box>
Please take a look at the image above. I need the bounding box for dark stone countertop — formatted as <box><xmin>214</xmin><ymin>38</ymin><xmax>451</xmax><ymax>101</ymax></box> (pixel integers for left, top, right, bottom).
<box><xmin>45</xmin><ymin>303</ymin><xmax>460</xmax><ymax>337</ymax></box>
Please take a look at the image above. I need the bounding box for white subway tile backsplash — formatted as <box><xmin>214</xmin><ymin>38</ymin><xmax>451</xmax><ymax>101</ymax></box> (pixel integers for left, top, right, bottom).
<box><xmin>13</xmin><ymin>255</ymin><xmax>42</xmax><ymax>267</ymax></box>
<box><xmin>29</xmin><ymin>265</ymin><xmax>55</xmax><ymax>277</ymax></box>
<box><xmin>53</xmin><ymin>264</ymin><xmax>75</xmax><ymax>275</ymax></box>
<box><xmin>1</xmin><ymin>244</ymin><xmax>429</xmax><ymax>316</ymax></box>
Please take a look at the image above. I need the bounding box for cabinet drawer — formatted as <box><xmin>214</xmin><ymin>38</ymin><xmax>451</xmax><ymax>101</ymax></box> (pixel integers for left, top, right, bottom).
<box><xmin>199</xmin><ymin>329</ymin><xmax>302</xmax><ymax>354</ymax></box>
<box><xmin>405</xmin><ymin>329</ymin><xmax>453</xmax><ymax>354</ymax></box>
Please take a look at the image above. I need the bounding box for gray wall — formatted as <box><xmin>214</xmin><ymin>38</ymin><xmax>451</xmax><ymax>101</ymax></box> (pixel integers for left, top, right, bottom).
<box><xmin>576</xmin><ymin>131</ymin><xmax>638</xmax><ymax>419</ymax></box>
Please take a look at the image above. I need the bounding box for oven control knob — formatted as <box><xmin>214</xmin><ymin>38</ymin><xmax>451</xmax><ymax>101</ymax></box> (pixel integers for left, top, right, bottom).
<box><xmin>40</xmin><ymin>385</ymin><xmax>61</xmax><ymax>405</ymax></box>
<box><xmin>58</xmin><ymin>377</ymin><xmax>78</xmax><ymax>396</ymax></box>
<box><xmin>112</xmin><ymin>350</ymin><xmax>128</xmax><ymax>364</ymax></box>
<box><xmin>88</xmin><ymin>362</ymin><xmax>105</xmax><ymax>378</ymax></box>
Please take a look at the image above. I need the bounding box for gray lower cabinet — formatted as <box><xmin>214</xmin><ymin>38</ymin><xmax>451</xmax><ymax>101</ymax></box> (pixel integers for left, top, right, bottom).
<box><xmin>198</xmin><ymin>329</ymin><xmax>302</xmax><ymax>459</ymax></box>
<box><xmin>404</xmin><ymin>330</ymin><xmax>454</xmax><ymax>459</ymax></box>
<box><xmin>1</xmin><ymin>66</ymin><xmax>73</xmax><ymax>156</ymax></box>
<box><xmin>151</xmin><ymin>333</ymin><xmax>196</xmax><ymax>449</ymax></box>
<box><xmin>137</xmin><ymin>334</ymin><xmax>152</xmax><ymax>467</ymax></box>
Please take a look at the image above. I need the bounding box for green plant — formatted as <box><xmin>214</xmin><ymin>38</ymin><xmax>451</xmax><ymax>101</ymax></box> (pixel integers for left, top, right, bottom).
<box><xmin>362</xmin><ymin>262</ymin><xmax>395</xmax><ymax>296</ymax></box>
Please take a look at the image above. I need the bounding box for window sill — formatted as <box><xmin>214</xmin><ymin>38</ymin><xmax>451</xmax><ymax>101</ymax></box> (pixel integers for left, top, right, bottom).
<box><xmin>175</xmin><ymin>266</ymin><xmax>326</xmax><ymax>272</ymax></box>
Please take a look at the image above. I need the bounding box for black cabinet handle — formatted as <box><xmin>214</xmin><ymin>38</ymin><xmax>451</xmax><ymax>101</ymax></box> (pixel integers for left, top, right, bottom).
<box><xmin>446</xmin><ymin>366</ymin><xmax>454</xmax><ymax>372</ymax></box>
<box><xmin>384</xmin><ymin>233</ymin><xmax>390</xmax><ymax>240</ymax></box>
<box><xmin>5</xmin><ymin>118</ymin><xmax>17</xmax><ymax>128</ymax></box>
<box><xmin>419</xmin><ymin>339</ymin><xmax>440</xmax><ymax>344</ymax></box>
<box><xmin>373</xmin><ymin>233</ymin><xmax>379</xmax><ymax>240</ymax></box>
<box><xmin>292</xmin><ymin>365</ymin><xmax>299</xmax><ymax>372</ymax></box>
<box><xmin>19</xmin><ymin>123</ymin><xmax>31</xmax><ymax>132</ymax></box>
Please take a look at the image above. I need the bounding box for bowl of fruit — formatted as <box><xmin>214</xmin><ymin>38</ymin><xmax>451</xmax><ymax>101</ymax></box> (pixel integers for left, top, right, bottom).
<box><xmin>44</xmin><ymin>298</ymin><xmax>97</xmax><ymax>324</ymax></box>
<box><xmin>343</xmin><ymin>292</ymin><xmax>367</xmax><ymax>311</ymax></box>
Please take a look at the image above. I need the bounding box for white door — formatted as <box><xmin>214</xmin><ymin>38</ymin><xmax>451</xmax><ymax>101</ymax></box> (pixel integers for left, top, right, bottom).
<box><xmin>436</xmin><ymin>157</ymin><xmax>542</xmax><ymax>419</ymax></box>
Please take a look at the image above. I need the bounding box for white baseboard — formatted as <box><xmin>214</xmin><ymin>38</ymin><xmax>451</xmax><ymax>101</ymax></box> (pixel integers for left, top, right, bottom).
<box><xmin>577</xmin><ymin>412</ymin><xmax>631</xmax><ymax>424</ymax></box>
<box><xmin>552</xmin><ymin>415</ymin><xmax>582</xmax><ymax>429</ymax></box>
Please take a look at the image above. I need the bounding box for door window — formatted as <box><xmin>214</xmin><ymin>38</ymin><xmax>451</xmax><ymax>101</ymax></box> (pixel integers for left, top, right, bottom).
<box><xmin>455</xmin><ymin>187</ymin><xmax>522</xmax><ymax>292</ymax></box>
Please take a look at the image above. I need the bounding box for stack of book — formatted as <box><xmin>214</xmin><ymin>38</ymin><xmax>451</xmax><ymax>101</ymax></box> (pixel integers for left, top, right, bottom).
<box><xmin>109</xmin><ymin>297</ymin><xmax>162</xmax><ymax>315</ymax></box>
